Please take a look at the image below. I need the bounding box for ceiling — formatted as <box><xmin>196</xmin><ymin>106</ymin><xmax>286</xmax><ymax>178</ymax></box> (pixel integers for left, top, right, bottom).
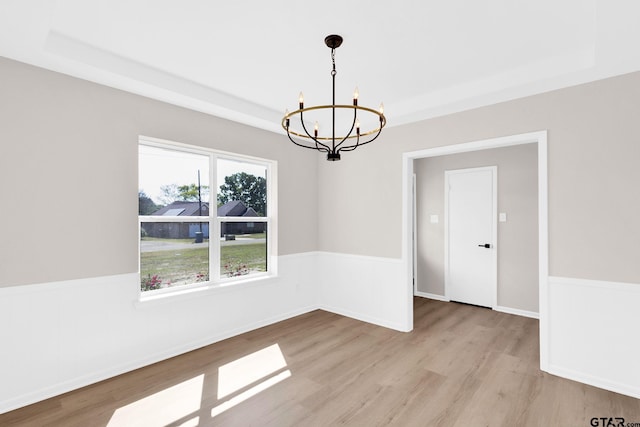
<box><xmin>1</xmin><ymin>1</ymin><xmax>639</xmax><ymax>134</ymax></box>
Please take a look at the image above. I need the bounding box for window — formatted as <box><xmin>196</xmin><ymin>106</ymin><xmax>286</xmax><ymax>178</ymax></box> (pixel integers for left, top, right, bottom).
<box><xmin>138</xmin><ymin>137</ymin><xmax>275</xmax><ymax>295</ymax></box>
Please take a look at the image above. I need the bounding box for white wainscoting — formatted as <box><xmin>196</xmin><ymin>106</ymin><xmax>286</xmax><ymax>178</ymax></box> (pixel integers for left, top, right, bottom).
<box><xmin>546</xmin><ymin>276</ymin><xmax>640</xmax><ymax>399</ymax></box>
<box><xmin>0</xmin><ymin>253</ymin><xmax>319</xmax><ymax>414</ymax></box>
<box><xmin>316</xmin><ymin>252</ymin><xmax>408</xmax><ymax>332</ymax></box>
<box><xmin>4</xmin><ymin>254</ymin><xmax>637</xmax><ymax>413</ymax></box>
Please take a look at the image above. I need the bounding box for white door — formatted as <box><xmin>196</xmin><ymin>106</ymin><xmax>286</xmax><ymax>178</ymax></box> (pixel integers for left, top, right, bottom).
<box><xmin>445</xmin><ymin>167</ymin><xmax>497</xmax><ymax>308</ymax></box>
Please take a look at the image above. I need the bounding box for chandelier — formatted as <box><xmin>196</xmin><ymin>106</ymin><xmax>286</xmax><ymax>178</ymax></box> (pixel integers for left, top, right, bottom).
<box><xmin>282</xmin><ymin>34</ymin><xmax>386</xmax><ymax>161</ymax></box>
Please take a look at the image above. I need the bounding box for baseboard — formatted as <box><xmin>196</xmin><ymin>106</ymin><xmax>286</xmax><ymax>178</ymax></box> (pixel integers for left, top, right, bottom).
<box><xmin>493</xmin><ymin>305</ymin><xmax>539</xmax><ymax>319</ymax></box>
<box><xmin>318</xmin><ymin>304</ymin><xmax>406</xmax><ymax>332</ymax></box>
<box><xmin>0</xmin><ymin>304</ymin><xmax>318</xmax><ymax>414</ymax></box>
<box><xmin>414</xmin><ymin>291</ymin><xmax>449</xmax><ymax>302</ymax></box>
<box><xmin>414</xmin><ymin>292</ymin><xmax>538</xmax><ymax>320</ymax></box>
<box><xmin>547</xmin><ymin>364</ymin><xmax>640</xmax><ymax>400</ymax></box>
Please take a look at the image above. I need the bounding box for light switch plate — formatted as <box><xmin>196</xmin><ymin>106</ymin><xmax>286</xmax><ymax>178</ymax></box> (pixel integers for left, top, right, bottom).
<box><xmin>499</xmin><ymin>212</ymin><xmax>507</xmax><ymax>222</ymax></box>
<box><xmin>430</xmin><ymin>214</ymin><xmax>439</xmax><ymax>224</ymax></box>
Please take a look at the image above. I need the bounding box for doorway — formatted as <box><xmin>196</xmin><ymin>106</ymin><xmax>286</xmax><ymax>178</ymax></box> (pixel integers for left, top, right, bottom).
<box><xmin>445</xmin><ymin>166</ymin><xmax>497</xmax><ymax>308</ymax></box>
<box><xmin>401</xmin><ymin>131</ymin><xmax>549</xmax><ymax>370</ymax></box>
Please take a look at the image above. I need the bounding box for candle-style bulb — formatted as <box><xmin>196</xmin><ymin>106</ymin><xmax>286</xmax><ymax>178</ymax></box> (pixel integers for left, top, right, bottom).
<box><xmin>284</xmin><ymin>109</ymin><xmax>290</xmax><ymax>128</ymax></box>
<box><xmin>299</xmin><ymin>92</ymin><xmax>304</xmax><ymax>109</ymax></box>
<box><xmin>353</xmin><ymin>86</ymin><xmax>359</xmax><ymax>106</ymax></box>
<box><xmin>355</xmin><ymin>118</ymin><xmax>361</xmax><ymax>135</ymax></box>
<box><xmin>379</xmin><ymin>102</ymin><xmax>384</xmax><ymax>114</ymax></box>
<box><xmin>314</xmin><ymin>121</ymin><xmax>319</xmax><ymax>137</ymax></box>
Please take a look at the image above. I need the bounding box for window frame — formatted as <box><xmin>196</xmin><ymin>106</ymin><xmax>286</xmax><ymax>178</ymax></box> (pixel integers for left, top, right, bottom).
<box><xmin>138</xmin><ymin>136</ymin><xmax>277</xmax><ymax>299</ymax></box>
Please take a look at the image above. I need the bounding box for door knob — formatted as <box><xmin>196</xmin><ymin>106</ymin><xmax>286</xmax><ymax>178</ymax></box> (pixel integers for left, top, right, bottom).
<box><xmin>478</xmin><ymin>243</ymin><xmax>491</xmax><ymax>248</ymax></box>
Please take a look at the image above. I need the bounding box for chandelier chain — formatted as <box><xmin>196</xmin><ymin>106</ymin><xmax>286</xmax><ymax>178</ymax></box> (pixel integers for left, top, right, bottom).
<box><xmin>331</xmin><ymin>48</ymin><xmax>336</xmax><ymax>77</ymax></box>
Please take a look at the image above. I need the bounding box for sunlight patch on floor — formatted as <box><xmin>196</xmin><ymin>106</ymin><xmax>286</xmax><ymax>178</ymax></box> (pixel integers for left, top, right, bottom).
<box><xmin>211</xmin><ymin>369</ymin><xmax>291</xmax><ymax>418</ymax></box>
<box><xmin>217</xmin><ymin>343</ymin><xmax>288</xmax><ymax>399</ymax></box>
<box><xmin>106</xmin><ymin>344</ymin><xmax>290</xmax><ymax>424</ymax></box>
<box><xmin>107</xmin><ymin>374</ymin><xmax>204</xmax><ymax>427</ymax></box>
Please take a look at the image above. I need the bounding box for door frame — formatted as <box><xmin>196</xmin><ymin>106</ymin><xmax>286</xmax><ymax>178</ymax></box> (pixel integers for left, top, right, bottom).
<box><xmin>444</xmin><ymin>166</ymin><xmax>498</xmax><ymax>308</ymax></box>
<box><xmin>412</xmin><ymin>173</ymin><xmax>418</xmax><ymax>296</ymax></box>
<box><xmin>401</xmin><ymin>130</ymin><xmax>549</xmax><ymax>372</ymax></box>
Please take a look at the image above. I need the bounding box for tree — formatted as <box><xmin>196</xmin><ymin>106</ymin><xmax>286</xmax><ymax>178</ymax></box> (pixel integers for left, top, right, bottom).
<box><xmin>159</xmin><ymin>183</ymin><xmax>209</xmax><ymax>205</ymax></box>
<box><xmin>138</xmin><ymin>190</ymin><xmax>160</xmax><ymax>215</ymax></box>
<box><xmin>158</xmin><ymin>184</ymin><xmax>180</xmax><ymax>205</ymax></box>
<box><xmin>217</xmin><ymin>172</ymin><xmax>266</xmax><ymax>215</ymax></box>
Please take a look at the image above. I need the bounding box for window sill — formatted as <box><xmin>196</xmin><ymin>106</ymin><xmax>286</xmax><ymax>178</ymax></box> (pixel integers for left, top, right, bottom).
<box><xmin>134</xmin><ymin>273</ymin><xmax>276</xmax><ymax>308</ymax></box>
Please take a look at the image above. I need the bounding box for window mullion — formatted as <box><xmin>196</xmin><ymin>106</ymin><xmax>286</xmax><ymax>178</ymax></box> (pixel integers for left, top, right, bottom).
<box><xmin>140</xmin><ymin>215</ymin><xmax>209</xmax><ymax>223</ymax></box>
<box><xmin>211</xmin><ymin>154</ymin><xmax>220</xmax><ymax>283</ymax></box>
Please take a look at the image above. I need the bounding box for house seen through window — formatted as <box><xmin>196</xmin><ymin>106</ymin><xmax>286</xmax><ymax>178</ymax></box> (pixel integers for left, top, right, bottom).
<box><xmin>138</xmin><ymin>139</ymin><xmax>272</xmax><ymax>294</ymax></box>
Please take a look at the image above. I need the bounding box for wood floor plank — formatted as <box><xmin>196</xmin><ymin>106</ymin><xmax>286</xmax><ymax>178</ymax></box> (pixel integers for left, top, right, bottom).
<box><xmin>1</xmin><ymin>298</ymin><xmax>639</xmax><ymax>426</ymax></box>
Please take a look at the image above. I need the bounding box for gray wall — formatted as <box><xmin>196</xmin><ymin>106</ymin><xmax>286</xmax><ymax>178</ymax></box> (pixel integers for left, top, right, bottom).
<box><xmin>2</xmin><ymin>55</ymin><xmax>640</xmax><ymax>288</ymax></box>
<box><xmin>0</xmin><ymin>57</ymin><xmax>318</xmax><ymax>287</ymax></box>
<box><xmin>318</xmin><ymin>71</ymin><xmax>640</xmax><ymax>285</ymax></box>
<box><xmin>415</xmin><ymin>144</ymin><xmax>539</xmax><ymax>312</ymax></box>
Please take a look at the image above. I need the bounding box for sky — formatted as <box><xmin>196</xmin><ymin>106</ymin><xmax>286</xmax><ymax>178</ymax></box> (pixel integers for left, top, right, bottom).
<box><xmin>139</xmin><ymin>144</ymin><xmax>267</xmax><ymax>205</ymax></box>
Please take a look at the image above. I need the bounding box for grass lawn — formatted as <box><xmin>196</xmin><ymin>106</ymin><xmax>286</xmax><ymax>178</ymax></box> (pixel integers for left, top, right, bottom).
<box><xmin>240</xmin><ymin>232</ymin><xmax>266</xmax><ymax>239</ymax></box>
<box><xmin>220</xmin><ymin>243</ymin><xmax>267</xmax><ymax>276</ymax></box>
<box><xmin>140</xmin><ymin>241</ymin><xmax>266</xmax><ymax>290</ymax></box>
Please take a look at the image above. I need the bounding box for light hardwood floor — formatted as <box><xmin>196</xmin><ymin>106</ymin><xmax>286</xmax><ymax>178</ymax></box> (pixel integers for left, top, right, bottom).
<box><xmin>2</xmin><ymin>297</ymin><xmax>639</xmax><ymax>426</ymax></box>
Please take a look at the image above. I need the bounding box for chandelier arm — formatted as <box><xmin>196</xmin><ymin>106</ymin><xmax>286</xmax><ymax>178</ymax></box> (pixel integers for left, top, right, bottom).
<box><xmin>286</xmin><ymin>129</ymin><xmax>329</xmax><ymax>153</ymax></box>
<box><xmin>339</xmin><ymin>131</ymin><xmax>360</xmax><ymax>153</ymax></box>
<box><xmin>299</xmin><ymin>111</ymin><xmax>331</xmax><ymax>152</ymax></box>
<box><xmin>334</xmin><ymin>107</ymin><xmax>358</xmax><ymax>151</ymax></box>
<box><xmin>339</xmin><ymin>125</ymin><xmax>383</xmax><ymax>152</ymax></box>
<box><xmin>315</xmin><ymin>140</ymin><xmax>330</xmax><ymax>152</ymax></box>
